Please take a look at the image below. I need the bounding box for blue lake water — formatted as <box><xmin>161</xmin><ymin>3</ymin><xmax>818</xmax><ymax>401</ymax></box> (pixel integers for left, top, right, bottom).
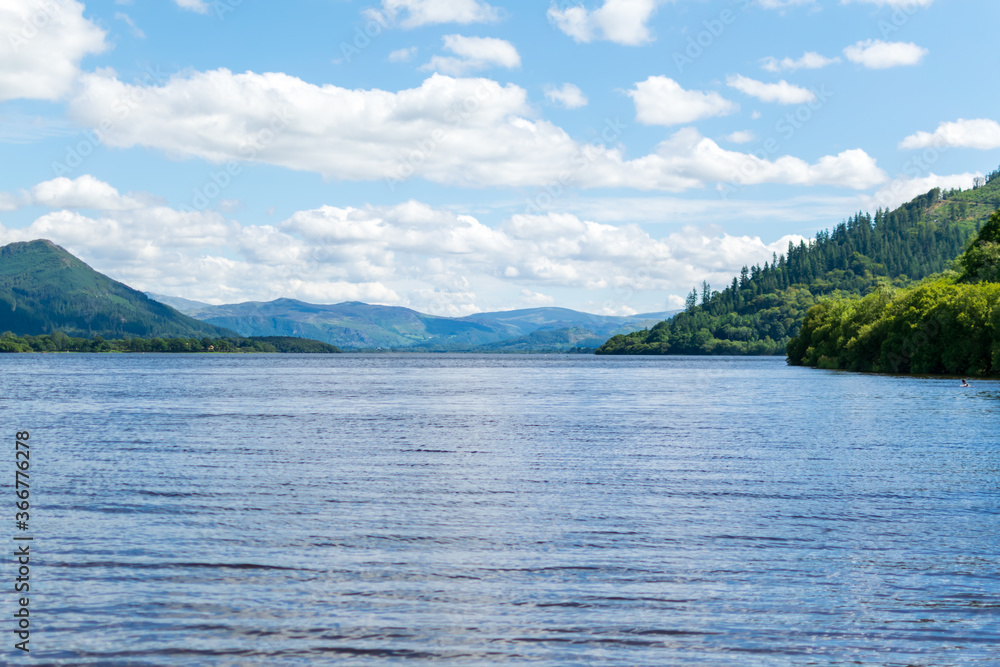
<box><xmin>2</xmin><ymin>354</ymin><xmax>998</xmax><ymax>665</ymax></box>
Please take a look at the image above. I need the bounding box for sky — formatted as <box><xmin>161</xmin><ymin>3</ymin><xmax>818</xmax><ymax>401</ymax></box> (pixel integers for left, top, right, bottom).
<box><xmin>1</xmin><ymin>0</ymin><xmax>998</xmax><ymax>315</ymax></box>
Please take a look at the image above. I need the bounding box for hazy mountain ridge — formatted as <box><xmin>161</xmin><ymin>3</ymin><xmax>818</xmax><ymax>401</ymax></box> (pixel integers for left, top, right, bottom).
<box><xmin>149</xmin><ymin>295</ymin><xmax>679</xmax><ymax>351</ymax></box>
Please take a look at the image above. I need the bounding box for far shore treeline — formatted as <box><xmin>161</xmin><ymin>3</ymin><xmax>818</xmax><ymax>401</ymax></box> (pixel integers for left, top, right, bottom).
<box><xmin>0</xmin><ymin>332</ymin><xmax>340</xmax><ymax>354</ymax></box>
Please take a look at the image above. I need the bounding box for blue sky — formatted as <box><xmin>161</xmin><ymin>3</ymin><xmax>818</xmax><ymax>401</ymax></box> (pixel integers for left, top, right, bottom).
<box><xmin>1</xmin><ymin>0</ymin><xmax>998</xmax><ymax>315</ymax></box>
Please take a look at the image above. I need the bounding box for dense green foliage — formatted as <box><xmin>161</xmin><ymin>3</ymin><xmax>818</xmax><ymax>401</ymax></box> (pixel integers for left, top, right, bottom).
<box><xmin>786</xmin><ymin>276</ymin><xmax>1000</xmax><ymax>376</ymax></box>
<box><xmin>0</xmin><ymin>331</ymin><xmax>340</xmax><ymax>354</ymax></box>
<box><xmin>597</xmin><ymin>180</ymin><xmax>1000</xmax><ymax>356</ymax></box>
<box><xmin>957</xmin><ymin>209</ymin><xmax>1000</xmax><ymax>283</ymax></box>
<box><xmin>0</xmin><ymin>240</ymin><xmax>232</xmax><ymax>339</ymax></box>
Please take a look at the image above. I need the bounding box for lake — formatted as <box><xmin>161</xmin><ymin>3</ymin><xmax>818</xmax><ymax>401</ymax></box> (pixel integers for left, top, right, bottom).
<box><xmin>2</xmin><ymin>354</ymin><xmax>998</xmax><ymax>665</ymax></box>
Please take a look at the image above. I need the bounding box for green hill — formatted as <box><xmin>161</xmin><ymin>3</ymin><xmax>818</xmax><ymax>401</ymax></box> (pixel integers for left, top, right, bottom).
<box><xmin>0</xmin><ymin>239</ymin><xmax>234</xmax><ymax>339</ymax></box>
<box><xmin>787</xmin><ymin>209</ymin><xmax>1000</xmax><ymax>376</ymax></box>
<box><xmin>597</xmin><ymin>170</ymin><xmax>1000</xmax><ymax>356</ymax></box>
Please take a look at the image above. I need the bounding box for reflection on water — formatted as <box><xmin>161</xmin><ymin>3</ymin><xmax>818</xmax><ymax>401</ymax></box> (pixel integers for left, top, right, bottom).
<box><xmin>3</xmin><ymin>354</ymin><xmax>998</xmax><ymax>665</ymax></box>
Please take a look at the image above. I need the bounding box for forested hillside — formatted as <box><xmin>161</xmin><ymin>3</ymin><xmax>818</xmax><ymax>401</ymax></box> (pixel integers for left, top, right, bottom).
<box><xmin>598</xmin><ymin>170</ymin><xmax>1000</xmax><ymax>356</ymax></box>
<box><xmin>787</xmin><ymin>209</ymin><xmax>1000</xmax><ymax>376</ymax></box>
<box><xmin>0</xmin><ymin>240</ymin><xmax>233</xmax><ymax>339</ymax></box>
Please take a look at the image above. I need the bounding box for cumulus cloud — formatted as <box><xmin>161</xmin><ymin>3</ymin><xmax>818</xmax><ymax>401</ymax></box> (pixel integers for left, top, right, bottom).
<box><xmin>726</xmin><ymin>75</ymin><xmax>816</xmax><ymax>104</ymax></box>
<box><xmin>843</xmin><ymin>39</ymin><xmax>928</xmax><ymax>69</ymax></box>
<box><xmin>421</xmin><ymin>35</ymin><xmax>520</xmax><ymax>75</ymax></box>
<box><xmin>548</xmin><ymin>0</ymin><xmax>660</xmax><ymax>46</ymax></box>
<box><xmin>25</xmin><ymin>175</ymin><xmax>145</xmax><ymax>210</ymax></box>
<box><xmin>545</xmin><ymin>83</ymin><xmax>588</xmax><ymax>109</ymax></box>
<box><xmin>628</xmin><ymin>76</ymin><xmax>738</xmax><ymax>126</ymax></box>
<box><xmin>899</xmin><ymin>118</ymin><xmax>1000</xmax><ymax>150</ymax></box>
<box><xmin>0</xmin><ymin>0</ymin><xmax>107</xmax><ymax>102</ymax></box>
<box><xmin>2</xmin><ymin>176</ymin><xmax>813</xmax><ymax>315</ymax></box>
<box><xmin>374</xmin><ymin>0</ymin><xmax>500</xmax><ymax>28</ymax></box>
<box><xmin>0</xmin><ymin>176</ymin><xmax>147</xmax><ymax>211</ymax></box>
<box><xmin>636</xmin><ymin>128</ymin><xmax>886</xmax><ymax>191</ymax></box>
<box><xmin>761</xmin><ymin>52</ymin><xmax>839</xmax><ymax>72</ymax></box>
<box><xmin>67</xmin><ymin>70</ymin><xmax>885</xmax><ymax>192</ymax></box>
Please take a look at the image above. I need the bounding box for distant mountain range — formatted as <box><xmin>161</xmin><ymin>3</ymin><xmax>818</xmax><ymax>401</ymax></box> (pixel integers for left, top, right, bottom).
<box><xmin>147</xmin><ymin>293</ymin><xmax>679</xmax><ymax>352</ymax></box>
<box><xmin>0</xmin><ymin>240</ymin><xmax>232</xmax><ymax>339</ymax></box>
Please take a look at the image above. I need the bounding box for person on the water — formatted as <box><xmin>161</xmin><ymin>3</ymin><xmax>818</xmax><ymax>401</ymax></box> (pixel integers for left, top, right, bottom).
<box><xmin>961</xmin><ymin>379</ymin><xmax>971</xmax><ymax>387</ymax></box>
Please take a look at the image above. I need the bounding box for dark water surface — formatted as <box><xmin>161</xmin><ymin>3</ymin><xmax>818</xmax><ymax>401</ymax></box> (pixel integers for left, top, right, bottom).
<box><xmin>2</xmin><ymin>354</ymin><xmax>998</xmax><ymax>665</ymax></box>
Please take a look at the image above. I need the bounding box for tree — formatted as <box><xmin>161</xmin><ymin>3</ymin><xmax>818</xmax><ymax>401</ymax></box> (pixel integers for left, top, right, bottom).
<box><xmin>685</xmin><ymin>289</ymin><xmax>698</xmax><ymax>311</ymax></box>
<box><xmin>959</xmin><ymin>209</ymin><xmax>1000</xmax><ymax>282</ymax></box>
<box><xmin>701</xmin><ymin>281</ymin><xmax>712</xmax><ymax>305</ymax></box>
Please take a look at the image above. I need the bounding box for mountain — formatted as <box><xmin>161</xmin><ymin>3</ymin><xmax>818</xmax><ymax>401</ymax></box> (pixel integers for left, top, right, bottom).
<box><xmin>598</xmin><ymin>170</ymin><xmax>1000</xmax><ymax>356</ymax></box>
<box><xmin>145</xmin><ymin>292</ymin><xmax>211</xmax><ymax>313</ymax></box>
<box><xmin>0</xmin><ymin>240</ymin><xmax>234</xmax><ymax>339</ymax></box>
<box><xmin>470</xmin><ymin>327</ymin><xmax>609</xmax><ymax>353</ymax></box>
<box><xmin>154</xmin><ymin>297</ymin><xmax>679</xmax><ymax>351</ymax></box>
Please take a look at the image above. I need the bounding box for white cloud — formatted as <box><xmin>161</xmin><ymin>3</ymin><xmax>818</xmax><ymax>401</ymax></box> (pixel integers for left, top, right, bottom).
<box><xmin>762</xmin><ymin>52</ymin><xmax>839</xmax><ymax>72</ymax></box>
<box><xmin>633</xmin><ymin>128</ymin><xmax>886</xmax><ymax>191</ymax></box>
<box><xmin>899</xmin><ymin>119</ymin><xmax>1000</xmax><ymax>150</ymax></box>
<box><xmin>0</xmin><ymin>176</ymin><xmax>817</xmax><ymax>315</ymax></box>
<box><xmin>421</xmin><ymin>35</ymin><xmax>520</xmax><ymax>75</ymax></box>
<box><xmin>68</xmin><ymin>70</ymin><xmax>885</xmax><ymax>192</ymax></box>
<box><xmin>520</xmin><ymin>288</ymin><xmax>555</xmax><ymax>305</ymax></box>
<box><xmin>0</xmin><ymin>0</ymin><xmax>107</xmax><ymax>102</ymax></box>
<box><xmin>25</xmin><ymin>175</ymin><xmax>144</xmax><ymax>210</ymax></box>
<box><xmin>173</xmin><ymin>0</ymin><xmax>209</xmax><ymax>13</ymax></box>
<box><xmin>725</xmin><ymin>131</ymin><xmax>755</xmax><ymax>144</ymax></box>
<box><xmin>388</xmin><ymin>47</ymin><xmax>418</xmax><ymax>63</ymax></box>
<box><xmin>843</xmin><ymin>39</ymin><xmax>928</xmax><ymax>69</ymax></box>
<box><xmin>376</xmin><ymin>0</ymin><xmax>500</xmax><ymax>28</ymax></box>
<box><xmin>628</xmin><ymin>76</ymin><xmax>738</xmax><ymax>126</ymax></box>
<box><xmin>726</xmin><ymin>75</ymin><xmax>816</xmax><ymax>104</ymax></box>
<box><xmin>545</xmin><ymin>83</ymin><xmax>588</xmax><ymax>109</ymax></box>
<box><xmin>548</xmin><ymin>0</ymin><xmax>660</xmax><ymax>46</ymax></box>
